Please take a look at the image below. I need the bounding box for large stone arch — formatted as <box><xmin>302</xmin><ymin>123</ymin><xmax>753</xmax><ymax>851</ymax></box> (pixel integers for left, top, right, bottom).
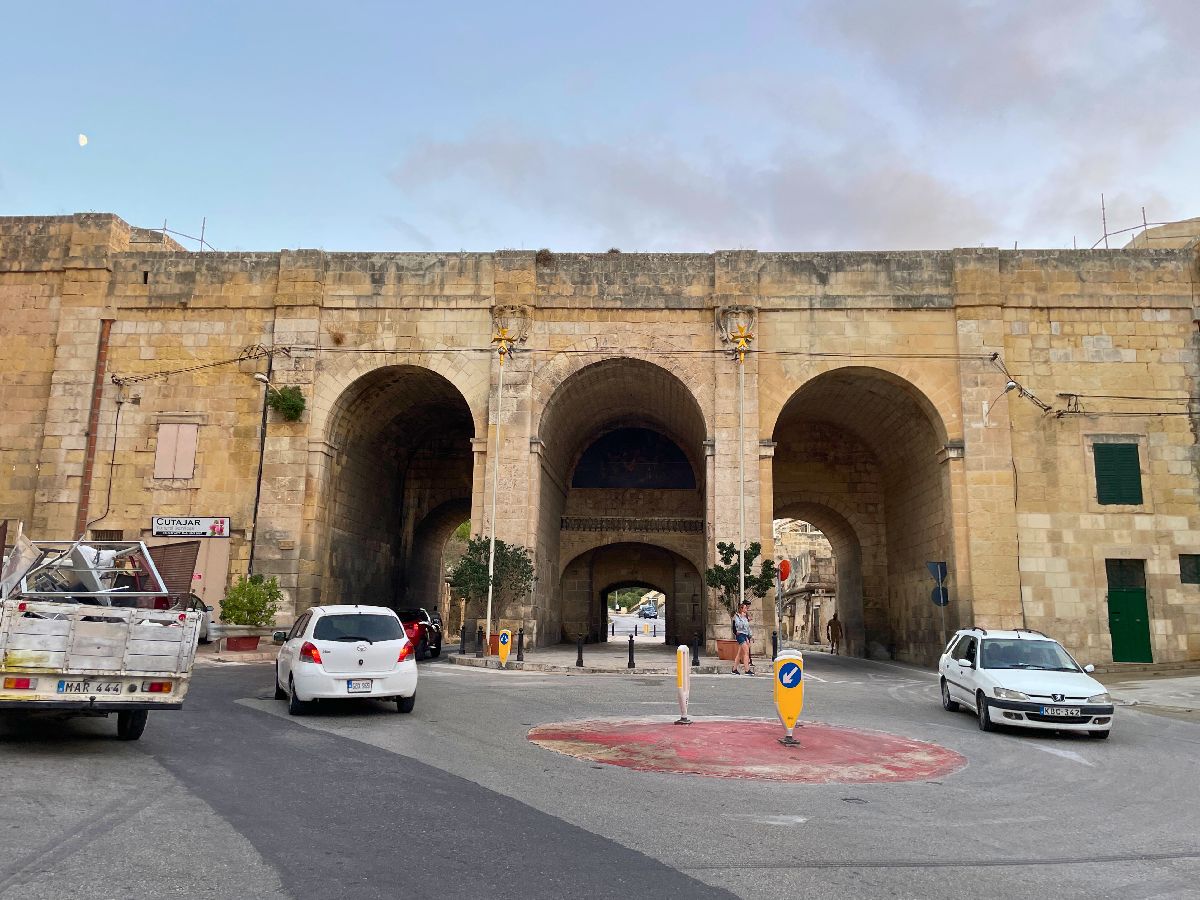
<box><xmin>531</xmin><ymin>335</ymin><xmax>715</xmax><ymax>441</ymax></box>
<box><xmin>530</xmin><ymin>356</ymin><xmax>710</xmax><ymax>648</ymax></box>
<box><xmin>760</xmin><ymin>361</ymin><xmax>959</xmax><ymax>448</ymax></box>
<box><xmin>302</xmin><ymin>364</ymin><xmax>476</xmax><ymax>610</ymax></box>
<box><xmin>771</xmin><ymin>366</ymin><xmax>960</xmax><ymax>663</ymax></box>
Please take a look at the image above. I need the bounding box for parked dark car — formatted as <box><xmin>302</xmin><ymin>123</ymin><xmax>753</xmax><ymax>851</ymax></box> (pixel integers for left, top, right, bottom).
<box><xmin>395</xmin><ymin>607</ymin><xmax>442</xmax><ymax>660</ymax></box>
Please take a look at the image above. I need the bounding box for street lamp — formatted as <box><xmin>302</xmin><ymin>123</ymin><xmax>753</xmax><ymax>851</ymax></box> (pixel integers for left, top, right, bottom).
<box><xmin>248</xmin><ymin>367</ymin><xmax>275</xmax><ymax>575</ymax></box>
<box><xmin>484</xmin><ymin>327</ymin><xmax>516</xmax><ymax>650</ymax></box>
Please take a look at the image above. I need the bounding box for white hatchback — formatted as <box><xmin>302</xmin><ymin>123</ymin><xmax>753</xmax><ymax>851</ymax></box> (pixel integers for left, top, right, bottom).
<box><xmin>274</xmin><ymin>605</ymin><xmax>417</xmax><ymax>716</ymax></box>
<box><xmin>938</xmin><ymin>628</ymin><xmax>1114</xmax><ymax>739</ymax></box>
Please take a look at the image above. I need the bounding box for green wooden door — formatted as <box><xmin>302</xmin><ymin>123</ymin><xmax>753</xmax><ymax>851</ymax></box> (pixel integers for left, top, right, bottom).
<box><xmin>1107</xmin><ymin>588</ymin><xmax>1152</xmax><ymax>663</ymax></box>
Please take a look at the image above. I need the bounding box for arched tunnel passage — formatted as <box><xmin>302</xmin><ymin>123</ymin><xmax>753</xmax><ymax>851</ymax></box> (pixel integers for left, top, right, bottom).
<box><xmin>535</xmin><ymin>357</ymin><xmax>709</xmax><ymax>648</ymax></box>
<box><xmin>559</xmin><ymin>542</ymin><xmax>704</xmax><ymax>646</ymax></box>
<box><xmin>772</xmin><ymin>367</ymin><xmax>959</xmax><ymax>663</ymax></box>
<box><xmin>315</xmin><ymin>365</ymin><xmax>475</xmax><ymax>609</ymax></box>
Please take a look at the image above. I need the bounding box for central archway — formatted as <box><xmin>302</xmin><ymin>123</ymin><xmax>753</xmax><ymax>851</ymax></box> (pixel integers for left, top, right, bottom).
<box><xmin>535</xmin><ymin>358</ymin><xmax>708</xmax><ymax>647</ymax></box>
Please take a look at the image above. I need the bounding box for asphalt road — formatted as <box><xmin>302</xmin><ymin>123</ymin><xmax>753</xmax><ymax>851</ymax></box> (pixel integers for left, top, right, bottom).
<box><xmin>2</xmin><ymin>653</ymin><xmax>1198</xmax><ymax>900</ymax></box>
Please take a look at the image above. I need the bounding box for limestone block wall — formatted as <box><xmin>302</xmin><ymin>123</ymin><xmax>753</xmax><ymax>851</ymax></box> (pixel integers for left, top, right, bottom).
<box><xmin>2</xmin><ymin>213</ymin><xmax>1196</xmax><ymax>665</ymax></box>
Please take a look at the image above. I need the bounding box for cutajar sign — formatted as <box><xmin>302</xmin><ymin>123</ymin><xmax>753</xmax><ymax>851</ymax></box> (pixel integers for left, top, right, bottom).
<box><xmin>151</xmin><ymin>516</ymin><xmax>231</xmax><ymax>538</ymax></box>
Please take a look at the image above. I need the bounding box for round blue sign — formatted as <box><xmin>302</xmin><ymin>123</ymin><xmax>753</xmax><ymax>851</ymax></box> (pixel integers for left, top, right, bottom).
<box><xmin>499</xmin><ymin>633</ymin><xmax>510</xmax><ymax>645</ymax></box>
<box><xmin>777</xmin><ymin>661</ymin><xmax>802</xmax><ymax>688</ymax></box>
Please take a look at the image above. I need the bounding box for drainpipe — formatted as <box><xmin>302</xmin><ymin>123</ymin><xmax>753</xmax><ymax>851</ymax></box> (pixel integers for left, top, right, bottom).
<box><xmin>76</xmin><ymin>319</ymin><xmax>115</xmax><ymax>537</ymax></box>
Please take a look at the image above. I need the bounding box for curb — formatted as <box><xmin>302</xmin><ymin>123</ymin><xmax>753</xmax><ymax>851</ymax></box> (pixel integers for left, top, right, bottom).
<box><xmin>445</xmin><ymin>653</ymin><xmax>724</xmax><ymax>676</ymax></box>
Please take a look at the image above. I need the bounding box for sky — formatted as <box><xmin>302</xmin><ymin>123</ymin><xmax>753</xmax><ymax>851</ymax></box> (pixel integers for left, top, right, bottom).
<box><xmin>1</xmin><ymin>1</ymin><xmax>1197</xmax><ymax>253</ymax></box>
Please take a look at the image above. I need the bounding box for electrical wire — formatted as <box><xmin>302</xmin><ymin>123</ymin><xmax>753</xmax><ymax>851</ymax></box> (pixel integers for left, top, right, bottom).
<box><xmin>83</xmin><ymin>396</ymin><xmax>123</xmax><ymax>534</ymax></box>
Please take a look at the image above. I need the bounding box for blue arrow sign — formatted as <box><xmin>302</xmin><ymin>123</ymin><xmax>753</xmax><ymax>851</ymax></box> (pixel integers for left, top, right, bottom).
<box><xmin>927</xmin><ymin>561</ymin><xmax>948</xmax><ymax>584</ymax></box>
<box><xmin>499</xmin><ymin>632</ymin><xmax>510</xmax><ymax>645</ymax></box>
<box><xmin>777</xmin><ymin>661</ymin><xmax>802</xmax><ymax>688</ymax></box>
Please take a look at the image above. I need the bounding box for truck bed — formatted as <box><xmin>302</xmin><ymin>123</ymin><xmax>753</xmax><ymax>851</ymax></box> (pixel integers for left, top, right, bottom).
<box><xmin>0</xmin><ymin>600</ymin><xmax>201</xmax><ymax>710</ymax></box>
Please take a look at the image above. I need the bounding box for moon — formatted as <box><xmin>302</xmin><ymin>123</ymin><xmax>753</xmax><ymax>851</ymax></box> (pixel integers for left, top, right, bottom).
<box><xmin>78</xmin><ymin>134</ymin><xmax>88</xmax><ymax>147</ymax></box>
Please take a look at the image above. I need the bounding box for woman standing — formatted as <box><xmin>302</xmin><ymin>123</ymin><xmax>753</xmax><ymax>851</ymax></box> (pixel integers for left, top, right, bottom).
<box><xmin>732</xmin><ymin>600</ymin><xmax>754</xmax><ymax>675</ymax></box>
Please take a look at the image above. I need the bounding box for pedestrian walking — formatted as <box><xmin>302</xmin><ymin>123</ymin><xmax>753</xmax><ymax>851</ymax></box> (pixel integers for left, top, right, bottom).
<box><xmin>732</xmin><ymin>600</ymin><xmax>754</xmax><ymax>674</ymax></box>
<box><xmin>827</xmin><ymin>612</ymin><xmax>843</xmax><ymax>655</ymax></box>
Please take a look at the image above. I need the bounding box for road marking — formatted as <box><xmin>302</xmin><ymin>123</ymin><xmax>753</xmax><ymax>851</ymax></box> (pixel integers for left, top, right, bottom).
<box><xmin>1031</xmin><ymin>745</ymin><xmax>1095</xmax><ymax>767</ymax></box>
<box><xmin>801</xmin><ymin>672</ymin><xmax>828</xmax><ymax>683</ymax></box>
<box><xmin>735</xmin><ymin>814</ymin><xmax>809</xmax><ymax>826</ymax></box>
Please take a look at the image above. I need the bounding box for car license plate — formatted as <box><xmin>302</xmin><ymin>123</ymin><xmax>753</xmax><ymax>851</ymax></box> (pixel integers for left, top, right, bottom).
<box><xmin>1042</xmin><ymin>706</ymin><xmax>1080</xmax><ymax>717</ymax></box>
<box><xmin>346</xmin><ymin>679</ymin><xmax>372</xmax><ymax>693</ymax></box>
<box><xmin>57</xmin><ymin>680</ymin><xmax>122</xmax><ymax>695</ymax></box>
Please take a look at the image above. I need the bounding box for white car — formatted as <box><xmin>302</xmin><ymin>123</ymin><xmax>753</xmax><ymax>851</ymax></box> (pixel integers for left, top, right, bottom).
<box><xmin>938</xmin><ymin>628</ymin><xmax>1114</xmax><ymax>739</ymax></box>
<box><xmin>273</xmin><ymin>605</ymin><xmax>417</xmax><ymax>716</ymax></box>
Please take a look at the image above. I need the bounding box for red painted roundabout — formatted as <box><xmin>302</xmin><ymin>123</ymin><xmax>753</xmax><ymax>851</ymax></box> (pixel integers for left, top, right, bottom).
<box><xmin>527</xmin><ymin>717</ymin><xmax>966</xmax><ymax>784</ymax></box>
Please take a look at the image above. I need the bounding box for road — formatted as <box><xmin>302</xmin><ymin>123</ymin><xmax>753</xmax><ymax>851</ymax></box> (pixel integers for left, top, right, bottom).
<box><xmin>1</xmin><ymin>654</ymin><xmax>1198</xmax><ymax>900</ymax></box>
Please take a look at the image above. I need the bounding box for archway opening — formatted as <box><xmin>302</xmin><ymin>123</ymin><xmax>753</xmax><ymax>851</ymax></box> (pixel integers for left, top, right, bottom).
<box><xmin>772</xmin><ymin>367</ymin><xmax>957</xmax><ymax>663</ymax></box>
<box><xmin>773</xmin><ymin>517</ymin><xmax>847</xmax><ymax>650</ymax></box>
<box><xmin>604</xmin><ymin>582</ymin><xmax>667</xmax><ymax>645</ymax></box>
<box><xmin>536</xmin><ymin>358</ymin><xmax>708</xmax><ymax>647</ymax></box>
<box><xmin>315</xmin><ymin>365</ymin><xmax>474</xmax><ymax>610</ymax></box>
<box><xmin>560</xmin><ymin>542</ymin><xmax>701</xmax><ymax>645</ymax></box>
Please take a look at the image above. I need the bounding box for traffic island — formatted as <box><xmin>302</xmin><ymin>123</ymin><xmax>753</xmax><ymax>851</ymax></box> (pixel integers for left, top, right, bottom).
<box><xmin>527</xmin><ymin>716</ymin><xmax>966</xmax><ymax>783</ymax></box>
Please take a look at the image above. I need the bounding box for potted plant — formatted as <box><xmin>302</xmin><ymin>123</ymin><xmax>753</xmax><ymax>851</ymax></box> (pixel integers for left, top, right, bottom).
<box><xmin>704</xmin><ymin>541</ymin><xmax>777</xmax><ymax>660</ymax></box>
<box><xmin>447</xmin><ymin>536</ymin><xmax>534</xmax><ymax>655</ymax></box>
<box><xmin>219</xmin><ymin>574</ymin><xmax>282</xmax><ymax>651</ymax></box>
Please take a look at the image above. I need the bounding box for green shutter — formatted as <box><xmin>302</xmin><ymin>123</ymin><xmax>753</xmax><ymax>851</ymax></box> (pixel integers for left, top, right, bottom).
<box><xmin>1093</xmin><ymin>443</ymin><xmax>1143</xmax><ymax>505</ymax></box>
<box><xmin>1181</xmin><ymin>554</ymin><xmax>1200</xmax><ymax>585</ymax></box>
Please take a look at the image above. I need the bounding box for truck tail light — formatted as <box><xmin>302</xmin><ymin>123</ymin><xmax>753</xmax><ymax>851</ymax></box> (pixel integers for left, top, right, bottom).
<box><xmin>398</xmin><ymin>643</ymin><xmax>413</xmax><ymax>663</ymax></box>
<box><xmin>3</xmin><ymin>677</ymin><xmax>33</xmax><ymax>690</ymax></box>
<box><xmin>143</xmin><ymin>681</ymin><xmax>172</xmax><ymax>693</ymax></box>
<box><xmin>299</xmin><ymin>641</ymin><xmax>323</xmax><ymax>664</ymax></box>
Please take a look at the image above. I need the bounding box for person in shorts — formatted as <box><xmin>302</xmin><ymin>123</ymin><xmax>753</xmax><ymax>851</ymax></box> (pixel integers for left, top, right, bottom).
<box><xmin>732</xmin><ymin>600</ymin><xmax>754</xmax><ymax>675</ymax></box>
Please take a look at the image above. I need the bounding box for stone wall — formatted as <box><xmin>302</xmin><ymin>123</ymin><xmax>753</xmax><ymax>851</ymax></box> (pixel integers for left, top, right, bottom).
<box><xmin>1</xmin><ymin>213</ymin><xmax>1196</xmax><ymax>666</ymax></box>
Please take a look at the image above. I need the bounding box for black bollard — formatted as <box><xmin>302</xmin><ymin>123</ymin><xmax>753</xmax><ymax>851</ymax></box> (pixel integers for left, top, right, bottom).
<box><xmin>475</xmin><ymin>626</ymin><xmax>485</xmax><ymax>658</ymax></box>
<box><xmin>772</xmin><ymin>629</ymin><xmax>779</xmax><ymax>661</ymax></box>
<box><xmin>653</xmin><ymin>623</ymin><xmax>657</xmax><ymax>638</ymax></box>
<box><xmin>611</xmin><ymin>621</ymin><xmax>615</xmax><ymax>637</ymax></box>
<box><xmin>517</xmin><ymin>627</ymin><xmax>525</xmax><ymax>662</ymax></box>
<box><xmin>691</xmin><ymin>633</ymin><xmax>701</xmax><ymax>668</ymax></box>
<box><xmin>628</xmin><ymin>634</ymin><xmax>636</xmax><ymax>669</ymax></box>
<box><xmin>459</xmin><ymin>624</ymin><xmax>467</xmax><ymax>655</ymax></box>
<box><xmin>576</xmin><ymin>636</ymin><xmax>584</xmax><ymax>668</ymax></box>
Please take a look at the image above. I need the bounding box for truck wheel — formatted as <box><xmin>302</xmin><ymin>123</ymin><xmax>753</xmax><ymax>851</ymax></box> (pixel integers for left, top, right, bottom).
<box><xmin>417</xmin><ymin>639</ymin><xmax>428</xmax><ymax>661</ymax></box>
<box><xmin>117</xmin><ymin>710</ymin><xmax>148</xmax><ymax>741</ymax></box>
<box><xmin>396</xmin><ymin>693</ymin><xmax>416</xmax><ymax>714</ymax></box>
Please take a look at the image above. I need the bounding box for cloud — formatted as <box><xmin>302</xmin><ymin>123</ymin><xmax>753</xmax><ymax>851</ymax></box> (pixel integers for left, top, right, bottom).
<box><xmin>391</xmin><ymin>130</ymin><xmax>998</xmax><ymax>251</ymax></box>
<box><xmin>385</xmin><ymin>1</ymin><xmax>1197</xmax><ymax>251</ymax></box>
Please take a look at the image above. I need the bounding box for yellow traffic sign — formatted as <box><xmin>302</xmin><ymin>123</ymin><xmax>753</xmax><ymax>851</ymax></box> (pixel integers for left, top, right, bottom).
<box><xmin>497</xmin><ymin>628</ymin><xmax>513</xmax><ymax>667</ymax></box>
<box><xmin>773</xmin><ymin>650</ymin><xmax>804</xmax><ymax>745</ymax></box>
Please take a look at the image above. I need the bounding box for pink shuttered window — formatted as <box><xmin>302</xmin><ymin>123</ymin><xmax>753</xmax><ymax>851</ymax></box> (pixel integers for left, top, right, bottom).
<box><xmin>153</xmin><ymin>423</ymin><xmax>198</xmax><ymax>479</ymax></box>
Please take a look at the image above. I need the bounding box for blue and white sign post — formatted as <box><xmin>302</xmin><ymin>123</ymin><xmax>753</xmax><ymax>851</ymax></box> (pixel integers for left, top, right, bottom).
<box><xmin>497</xmin><ymin>629</ymin><xmax>513</xmax><ymax>668</ymax></box>
<box><xmin>927</xmin><ymin>561</ymin><xmax>949</xmax><ymax>647</ymax></box>
<box><xmin>773</xmin><ymin>649</ymin><xmax>805</xmax><ymax>747</ymax></box>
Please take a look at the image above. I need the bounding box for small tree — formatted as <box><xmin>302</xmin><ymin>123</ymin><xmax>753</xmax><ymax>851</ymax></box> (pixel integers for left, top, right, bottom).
<box><xmin>704</xmin><ymin>541</ymin><xmax>777</xmax><ymax>620</ymax></box>
<box><xmin>266</xmin><ymin>386</ymin><xmax>306</xmax><ymax>422</ymax></box>
<box><xmin>220</xmin><ymin>574</ymin><xmax>282</xmax><ymax>627</ymax></box>
<box><xmin>447</xmin><ymin>536</ymin><xmax>534</xmax><ymax>620</ymax></box>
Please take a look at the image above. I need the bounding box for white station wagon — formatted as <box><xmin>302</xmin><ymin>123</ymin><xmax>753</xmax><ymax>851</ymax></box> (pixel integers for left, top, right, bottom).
<box><xmin>274</xmin><ymin>605</ymin><xmax>417</xmax><ymax>716</ymax></box>
<box><xmin>939</xmin><ymin>628</ymin><xmax>1115</xmax><ymax>739</ymax></box>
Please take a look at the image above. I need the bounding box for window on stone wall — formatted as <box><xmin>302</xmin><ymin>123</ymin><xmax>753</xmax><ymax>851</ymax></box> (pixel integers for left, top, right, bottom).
<box><xmin>91</xmin><ymin>529</ymin><xmax>123</xmax><ymax>541</ymax></box>
<box><xmin>1181</xmin><ymin>554</ymin><xmax>1200</xmax><ymax>585</ymax></box>
<box><xmin>1092</xmin><ymin>442</ymin><xmax>1143</xmax><ymax>505</ymax></box>
<box><xmin>154</xmin><ymin>423</ymin><xmax>198</xmax><ymax>479</ymax></box>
